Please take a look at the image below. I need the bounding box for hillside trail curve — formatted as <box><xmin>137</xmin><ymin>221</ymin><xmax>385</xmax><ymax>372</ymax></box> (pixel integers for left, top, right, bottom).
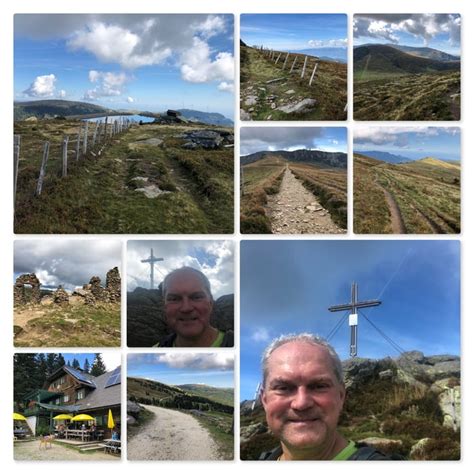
<box><xmin>266</xmin><ymin>166</ymin><xmax>344</xmax><ymax>234</ymax></box>
<box><xmin>127</xmin><ymin>405</ymin><xmax>222</xmax><ymax>460</ymax></box>
<box><xmin>380</xmin><ymin>186</ymin><xmax>406</xmax><ymax>234</ymax></box>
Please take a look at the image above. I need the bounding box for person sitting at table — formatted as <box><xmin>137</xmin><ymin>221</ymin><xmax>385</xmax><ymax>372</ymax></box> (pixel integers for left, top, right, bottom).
<box><xmin>111</xmin><ymin>429</ymin><xmax>119</xmax><ymax>440</ymax></box>
<box><xmin>89</xmin><ymin>423</ymin><xmax>97</xmax><ymax>440</ymax></box>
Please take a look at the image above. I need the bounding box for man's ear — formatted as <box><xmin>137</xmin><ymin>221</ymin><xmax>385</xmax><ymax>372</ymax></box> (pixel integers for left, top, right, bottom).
<box><xmin>338</xmin><ymin>384</ymin><xmax>346</xmax><ymax>405</ymax></box>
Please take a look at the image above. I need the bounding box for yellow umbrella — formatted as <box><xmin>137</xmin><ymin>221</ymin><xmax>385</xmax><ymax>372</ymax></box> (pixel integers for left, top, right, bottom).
<box><xmin>71</xmin><ymin>414</ymin><xmax>95</xmax><ymax>422</ymax></box>
<box><xmin>107</xmin><ymin>409</ymin><xmax>115</xmax><ymax>429</ymax></box>
<box><xmin>53</xmin><ymin>414</ymin><xmax>73</xmax><ymax>420</ymax></box>
<box><xmin>13</xmin><ymin>413</ymin><xmax>27</xmax><ymax>421</ymax></box>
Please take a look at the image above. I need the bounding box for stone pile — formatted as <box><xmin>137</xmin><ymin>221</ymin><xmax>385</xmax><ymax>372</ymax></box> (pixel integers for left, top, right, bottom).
<box><xmin>14</xmin><ymin>273</ymin><xmax>41</xmax><ymax>305</ymax></box>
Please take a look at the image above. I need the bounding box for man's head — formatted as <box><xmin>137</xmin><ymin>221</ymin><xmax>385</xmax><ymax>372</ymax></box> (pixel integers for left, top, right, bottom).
<box><xmin>260</xmin><ymin>333</ymin><xmax>346</xmax><ymax>459</ymax></box>
<box><xmin>162</xmin><ymin>267</ymin><xmax>214</xmax><ymax>345</ymax></box>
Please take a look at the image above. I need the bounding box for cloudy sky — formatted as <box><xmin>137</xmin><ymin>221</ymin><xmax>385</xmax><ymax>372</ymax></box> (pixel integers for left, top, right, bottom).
<box><xmin>127</xmin><ymin>240</ymin><xmax>234</xmax><ymax>297</ymax></box>
<box><xmin>353</xmin><ymin>14</ymin><xmax>461</xmax><ymax>55</ymax></box>
<box><xmin>241</xmin><ymin>14</ymin><xmax>347</xmax><ymax>51</ymax></box>
<box><xmin>14</xmin><ymin>240</ymin><xmax>122</xmax><ymax>292</ymax></box>
<box><xmin>128</xmin><ymin>353</ymin><xmax>234</xmax><ymax>388</ymax></box>
<box><xmin>240</xmin><ymin>127</ymin><xmax>347</xmax><ymax>156</ymax></box>
<box><xmin>354</xmin><ymin>127</ymin><xmax>461</xmax><ymax>161</ymax></box>
<box><xmin>14</xmin><ymin>14</ymin><xmax>234</xmax><ymax>118</ymax></box>
<box><xmin>62</xmin><ymin>352</ymin><xmax>121</xmax><ymax>372</ymax></box>
<box><xmin>240</xmin><ymin>240</ymin><xmax>460</xmax><ymax>401</ymax></box>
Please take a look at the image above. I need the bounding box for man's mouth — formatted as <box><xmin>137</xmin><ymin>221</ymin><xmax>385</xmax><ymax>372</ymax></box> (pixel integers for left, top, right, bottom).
<box><xmin>178</xmin><ymin>316</ymin><xmax>199</xmax><ymax>322</ymax></box>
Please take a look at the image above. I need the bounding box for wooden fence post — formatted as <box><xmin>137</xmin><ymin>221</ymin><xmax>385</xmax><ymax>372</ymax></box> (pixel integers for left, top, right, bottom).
<box><xmin>62</xmin><ymin>135</ymin><xmax>69</xmax><ymax>177</ymax></box>
<box><xmin>308</xmin><ymin>62</ymin><xmax>319</xmax><ymax>86</ymax></box>
<box><xmin>82</xmin><ymin>121</ymin><xmax>89</xmax><ymax>154</ymax></box>
<box><xmin>92</xmin><ymin>120</ymin><xmax>100</xmax><ymax>147</ymax></box>
<box><xmin>275</xmin><ymin>53</ymin><xmax>281</xmax><ymax>64</ymax></box>
<box><xmin>282</xmin><ymin>52</ymin><xmax>289</xmax><ymax>69</ymax></box>
<box><xmin>301</xmin><ymin>56</ymin><xmax>308</xmax><ymax>79</ymax></box>
<box><xmin>290</xmin><ymin>56</ymin><xmax>298</xmax><ymax>73</ymax></box>
<box><xmin>103</xmin><ymin>116</ymin><xmax>109</xmax><ymax>142</ymax></box>
<box><xmin>14</xmin><ymin>135</ymin><xmax>21</xmax><ymax>206</ymax></box>
<box><xmin>75</xmin><ymin>125</ymin><xmax>81</xmax><ymax>161</ymax></box>
<box><xmin>36</xmin><ymin>142</ymin><xmax>50</xmax><ymax>196</ymax></box>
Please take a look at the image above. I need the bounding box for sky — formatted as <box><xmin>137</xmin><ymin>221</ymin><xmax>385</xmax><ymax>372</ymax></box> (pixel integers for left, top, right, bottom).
<box><xmin>240</xmin><ymin>240</ymin><xmax>460</xmax><ymax>401</ymax></box>
<box><xmin>353</xmin><ymin>127</ymin><xmax>461</xmax><ymax>161</ymax></box>
<box><xmin>241</xmin><ymin>14</ymin><xmax>347</xmax><ymax>51</ymax></box>
<box><xmin>62</xmin><ymin>353</ymin><xmax>121</xmax><ymax>372</ymax></box>
<box><xmin>14</xmin><ymin>14</ymin><xmax>234</xmax><ymax>118</ymax></box>
<box><xmin>128</xmin><ymin>353</ymin><xmax>234</xmax><ymax>388</ymax></box>
<box><xmin>240</xmin><ymin>127</ymin><xmax>347</xmax><ymax>156</ymax></box>
<box><xmin>353</xmin><ymin>14</ymin><xmax>461</xmax><ymax>56</ymax></box>
<box><xmin>127</xmin><ymin>240</ymin><xmax>234</xmax><ymax>298</ymax></box>
<box><xmin>14</xmin><ymin>240</ymin><xmax>122</xmax><ymax>292</ymax></box>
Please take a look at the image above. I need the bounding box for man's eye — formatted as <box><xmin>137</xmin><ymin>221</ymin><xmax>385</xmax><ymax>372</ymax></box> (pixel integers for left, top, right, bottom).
<box><xmin>166</xmin><ymin>296</ymin><xmax>180</xmax><ymax>302</ymax></box>
<box><xmin>191</xmin><ymin>294</ymin><xmax>205</xmax><ymax>300</ymax></box>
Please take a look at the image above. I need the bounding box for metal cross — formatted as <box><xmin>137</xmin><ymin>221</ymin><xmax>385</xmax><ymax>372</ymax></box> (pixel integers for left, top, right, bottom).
<box><xmin>141</xmin><ymin>249</ymin><xmax>164</xmax><ymax>290</ymax></box>
<box><xmin>328</xmin><ymin>282</ymin><xmax>381</xmax><ymax>357</ymax></box>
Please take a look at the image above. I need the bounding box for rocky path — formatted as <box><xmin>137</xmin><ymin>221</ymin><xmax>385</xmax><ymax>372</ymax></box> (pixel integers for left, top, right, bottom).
<box><xmin>127</xmin><ymin>405</ymin><xmax>221</xmax><ymax>461</ymax></box>
<box><xmin>266</xmin><ymin>167</ymin><xmax>344</xmax><ymax>234</ymax></box>
<box><xmin>381</xmin><ymin>187</ymin><xmax>406</xmax><ymax>234</ymax></box>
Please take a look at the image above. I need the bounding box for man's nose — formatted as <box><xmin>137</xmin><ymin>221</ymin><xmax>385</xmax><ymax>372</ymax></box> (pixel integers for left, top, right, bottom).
<box><xmin>179</xmin><ymin>296</ymin><xmax>193</xmax><ymax>312</ymax></box>
<box><xmin>290</xmin><ymin>387</ymin><xmax>314</xmax><ymax>411</ymax></box>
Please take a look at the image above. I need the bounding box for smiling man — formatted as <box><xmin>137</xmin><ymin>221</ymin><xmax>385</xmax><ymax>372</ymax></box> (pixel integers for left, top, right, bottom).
<box><xmin>154</xmin><ymin>267</ymin><xmax>233</xmax><ymax>347</ymax></box>
<box><xmin>259</xmin><ymin>334</ymin><xmax>392</xmax><ymax>460</ymax></box>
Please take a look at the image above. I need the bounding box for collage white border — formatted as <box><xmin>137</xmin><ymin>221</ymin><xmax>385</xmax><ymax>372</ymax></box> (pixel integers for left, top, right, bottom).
<box><xmin>2</xmin><ymin>0</ymin><xmax>472</xmax><ymax>472</ymax></box>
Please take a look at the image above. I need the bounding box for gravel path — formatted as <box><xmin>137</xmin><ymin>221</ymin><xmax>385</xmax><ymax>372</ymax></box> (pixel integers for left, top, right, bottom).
<box><xmin>127</xmin><ymin>405</ymin><xmax>221</xmax><ymax>461</ymax></box>
<box><xmin>267</xmin><ymin>167</ymin><xmax>344</xmax><ymax>234</ymax></box>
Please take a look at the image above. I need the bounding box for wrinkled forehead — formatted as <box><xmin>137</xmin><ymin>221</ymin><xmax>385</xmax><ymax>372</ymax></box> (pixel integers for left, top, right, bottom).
<box><xmin>165</xmin><ymin>270</ymin><xmax>209</xmax><ymax>294</ymax></box>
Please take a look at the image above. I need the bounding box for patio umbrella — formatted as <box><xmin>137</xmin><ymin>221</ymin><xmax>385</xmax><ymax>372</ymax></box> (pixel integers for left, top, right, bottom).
<box><xmin>107</xmin><ymin>409</ymin><xmax>115</xmax><ymax>429</ymax></box>
<box><xmin>13</xmin><ymin>413</ymin><xmax>27</xmax><ymax>421</ymax></box>
<box><xmin>53</xmin><ymin>414</ymin><xmax>73</xmax><ymax>420</ymax></box>
<box><xmin>71</xmin><ymin>414</ymin><xmax>95</xmax><ymax>422</ymax></box>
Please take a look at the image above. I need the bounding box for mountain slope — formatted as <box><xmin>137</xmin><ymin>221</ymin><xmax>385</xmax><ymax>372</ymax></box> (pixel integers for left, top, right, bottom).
<box><xmin>355</xmin><ymin>150</ymin><xmax>412</xmax><ymax>164</ymax></box>
<box><xmin>14</xmin><ymin>100</ymin><xmax>112</xmax><ymax>120</ymax></box>
<box><xmin>241</xmin><ymin>149</ymin><xmax>347</xmax><ymax>168</ymax></box>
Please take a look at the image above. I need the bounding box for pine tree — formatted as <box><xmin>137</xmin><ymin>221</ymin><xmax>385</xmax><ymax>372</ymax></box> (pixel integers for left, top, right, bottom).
<box><xmin>72</xmin><ymin>358</ymin><xmax>80</xmax><ymax>369</ymax></box>
<box><xmin>90</xmin><ymin>353</ymin><xmax>107</xmax><ymax>376</ymax></box>
<box><xmin>83</xmin><ymin>358</ymin><xmax>91</xmax><ymax>374</ymax></box>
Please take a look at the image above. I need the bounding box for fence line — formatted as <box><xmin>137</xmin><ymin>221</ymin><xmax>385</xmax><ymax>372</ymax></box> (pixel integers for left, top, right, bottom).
<box><xmin>15</xmin><ymin>117</ymin><xmax>134</xmax><ymax>204</ymax></box>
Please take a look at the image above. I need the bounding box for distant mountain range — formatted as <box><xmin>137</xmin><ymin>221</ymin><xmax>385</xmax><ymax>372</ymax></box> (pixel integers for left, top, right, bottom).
<box><xmin>241</xmin><ymin>149</ymin><xmax>347</xmax><ymax>168</ymax></box>
<box><xmin>290</xmin><ymin>47</ymin><xmax>347</xmax><ymax>63</ymax></box>
<box><xmin>354</xmin><ymin>44</ymin><xmax>460</xmax><ymax>75</ymax></box>
<box><xmin>354</xmin><ymin>150</ymin><xmax>413</xmax><ymax>164</ymax></box>
<box><xmin>14</xmin><ymin>100</ymin><xmax>233</xmax><ymax>126</ymax></box>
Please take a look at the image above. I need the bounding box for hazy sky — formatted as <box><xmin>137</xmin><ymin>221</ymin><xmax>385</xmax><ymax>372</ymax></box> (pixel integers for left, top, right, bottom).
<box><xmin>127</xmin><ymin>240</ymin><xmax>234</xmax><ymax>298</ymax></box>
<box><xmin>14</xmin><ymin>240</ymin><xmax>122</xmax><ymax>291</ymax></box>
<box><xmin>353</xmin><ymin>14</ymin><xmax>461</xmax><ymax>56</ymax></box>
<box><xmin>240</xmin><ymin>127</ymin><xmax>347</xmax><ymax>156</ymax></box>
<box><xmin>128</xmin><ymin>353</ymin><xmax>234</xmax><ymax>388</ymax></box>
<box><xmin>353</xmin><ymin>127</ymin><xmax>461</xmax><ymax>161</ymax></box>
<box><xmin>14</xmin><ymin>14</ymin><xmax>234</xmax><ymax>118</ymax></box>
<box><xmin>240</xmin><ymin>240</ymin><xmax>460</xmax><ymax>401</ymax></box>
<box><xmin>241</xmin><ymin>14</ymin><xmax>347</xmax><ymax>51</ymax></box>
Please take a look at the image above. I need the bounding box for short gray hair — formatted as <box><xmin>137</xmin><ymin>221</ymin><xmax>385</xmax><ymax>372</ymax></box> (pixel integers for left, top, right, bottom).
<box><xmin>162</xmin><ymin>267</ymin><xmax>212</xmax><ymax>299</ymax></box>
<box><xmin>261</xmin><ymin>333</ymin><xmax>344</xmax><ymax>387</ymax></box>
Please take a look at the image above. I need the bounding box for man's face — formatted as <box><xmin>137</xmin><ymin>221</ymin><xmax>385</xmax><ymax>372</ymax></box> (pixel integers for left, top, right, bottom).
<box><xmin>164</xmin><ymin>271</ymin><xmax>213</xmax><ymax>341</ymax></box>
<box><xmin>261</xmin><ymin>341</ymin><xmax>345</xmax><ymax>455</ymax></box>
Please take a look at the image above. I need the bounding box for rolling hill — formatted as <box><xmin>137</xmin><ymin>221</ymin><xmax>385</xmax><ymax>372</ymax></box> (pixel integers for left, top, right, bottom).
<box><xmin>176</xmin><ymin>384</ymin><xmax>234</xmax><ymax>406</ymax></box>
<box><xmin>14</xmin><ymin>100</ymin><xmax>112</xmax><ymax>120</ymax></box>
<box><xmin>241</xmin><ymin>149</ymin><xmax>347</xmax><ymax>168</ymax></box>
<box><xmin>354</xmin><ymin>44</ymin><xmax>460</xmax><ymax>76</ymax></box>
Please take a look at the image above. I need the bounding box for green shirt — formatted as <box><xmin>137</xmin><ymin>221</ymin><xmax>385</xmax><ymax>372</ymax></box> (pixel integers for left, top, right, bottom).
<box><xmin>333</xmin><ymin>440</ymin><xmax>358</xmax><ymax>460</ymax></box>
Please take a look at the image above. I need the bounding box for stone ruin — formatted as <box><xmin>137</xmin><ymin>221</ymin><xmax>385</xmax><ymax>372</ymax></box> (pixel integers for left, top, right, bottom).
<box><xmin>14</xmin><ymin>273</ymin><xmax>41</xmax><ymax>306</ymax></box>
<box><xmin>14</xmin><ymin>267</ymin><xmax>121</xmax><ymax>307</ymax></box>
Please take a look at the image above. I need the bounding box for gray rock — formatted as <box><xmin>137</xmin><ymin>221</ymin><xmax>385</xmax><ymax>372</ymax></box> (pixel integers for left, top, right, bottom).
<box><xmin>410</xmin><ymin>438</ymin><xmax>431</xmax><ymax>460</ymax></box>
<box><xmin>240</xmin><ymin>422</ymin><xmax>267</xmax><ymax>443</ymax></box>
<box><xmin>240</xmin><ymin>109</ymin><xmax>252</xmax><ymax>120</ymax></box>
<box><xmin>277</xmin><ymin>98</ymin><xmax>317</xmax><ymax>114</ymax></box>
<box><xmin>379</xmin><ymin>369</ymin><xmax>394</xmax><ymax>379</ymax></box>
<box><xmin>244</xmin><ymin>96</ymin><xmax>258</xmax><ymax>106</ymax></box>
<box><xmin>182</xmin><ymin>141</ymin><xmax>198</xmax><ymax>150</ymax></box>
<box><xmin>265</xmin><ymin>77</ymin><xmax>285</xmax><ymax>84</ymax></box>
<box><xmin>285</xmin><ymin>89</ymin><xmax>295</xmax><ymax>94</ymax></box>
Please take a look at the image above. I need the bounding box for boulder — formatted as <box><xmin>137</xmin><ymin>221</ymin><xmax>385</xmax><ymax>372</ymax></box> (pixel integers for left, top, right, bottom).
<box><xmin>240</xmin><ymin>422</ymin><xmax>268</xmax><ymax>444</ymax></box>
<box><xmin>358</xmin><ymin>437</ymin><xmax>403</xmax><ymax>454</ymax></box>
<box><xmin>277</xmin><ymin>98</ymin><xmax>317</xmax><ymax>114</ymax></box>
<box><xmin>410</xmin><ymin>437</ymin><xmax>431</xmax><ymax>460</ymax></box>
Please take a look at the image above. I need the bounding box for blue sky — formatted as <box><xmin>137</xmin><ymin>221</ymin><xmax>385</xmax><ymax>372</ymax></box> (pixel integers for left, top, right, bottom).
<box><xmin>61</xmin><ymin>353</ymin><xmax>121</xmax><ymax>372</ymax></box>
<box><xmin>240</xmin><ymin>240</ymin><xmax>460</xmax><ymax>401</ymax></box>
<box><xmin>127</xmin><ymin>240</ymin><xmax>234</xmax><ymax>297</ymax></box>
<box><xmin>354</xmin><ymin>127</ymin><xmax>461</xmax><ymax>161</ymax></box>
<box><xmin>241</xmin><ymin>14</ymin><xmax>347</xmax><ymax>51</ymax></box>
<box><xmin>240</xmin><ymin>127</ymin><xmax>347</xmax><ymax>156</ymax></box>
<box><xmin>128</xmin><ymin>353</ymin><xmax>234</xmax><ymax>388</ymax></box>
<box><xmin>14</xmin><ymin>14</ymin><xmax>234</xmax><ymax>118</ymax></box>
<box><xmin>354</xmin><ymin>14</ymin><xmax>461</xmax><ymax>56</ymax></box>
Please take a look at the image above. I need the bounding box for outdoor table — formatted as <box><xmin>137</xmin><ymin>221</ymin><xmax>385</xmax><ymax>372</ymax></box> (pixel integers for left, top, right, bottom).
<box><xmin>64</xmin><ymin>429</ymin><xmax>91</xmax><ymax>441</ymax></box>
<box><xmin>103</xmin><ymin>439</ymin><xmax>121</xmax><ymax>454</ymax></box>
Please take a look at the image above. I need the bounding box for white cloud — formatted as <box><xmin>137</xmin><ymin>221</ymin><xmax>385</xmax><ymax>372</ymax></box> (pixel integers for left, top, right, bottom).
<box><xmin>353</xmin><ymin>126</ymin><xmax>444</xmax><ymax>147</ymax></box>
<box><xmin>218</xmin><ymin>81</ymin><xmax>234</xmax><ymax>93</ymax></box>
<box><xmin>155</xmin><ymin>353</ymin><xmax>233</xmax><ymax>370</ymax></box>
<box><xmin>251</xmin><ymin>327</ymin><xmax>271</xmax><ymax>343</ymax></box>
<box><xmin>194</xmin><ymin>15</ymin><xmax>227</xmax><ymax>39</ymax></box>
<box><xmin>84</xmin><ymin>70</ymin><xmax>129</xmax><ymax>100</ymax></box>
<box><xmin>68</xmin><ymin>21</ymin><xmax>172</xmax><ymax>69</ymax></box>
<box><xmin>23</xmin><ymin>74</ymin><xmax>57</xmax><ymax>97</ymax></box>
<box><xmin>58</xmin><ymin>89</ymin><xmax>66</xmax><ymax>98</ymax></box>
<box><xmin>308</xmin><ymin>38</ymin><xmax>347</xmax><ymax>48</ymax></box>
<box><xmin>101</xmin><ymin>353</ymin><xmax>122</xmax><ymax>372</ymax></box>
<box><xmin>180</xmin><ymin>37</ymin><xmax>234</xmax><ymax>84</ymax></box>
<box><xmin>34</xmin><ymin>269</ymin><xmax>59</xmax><ymax>287</ymax></box>
<box><xmin>127</xmin><ymin>96</ymin><xmax>134</xmax><ymax>103</ymax></box>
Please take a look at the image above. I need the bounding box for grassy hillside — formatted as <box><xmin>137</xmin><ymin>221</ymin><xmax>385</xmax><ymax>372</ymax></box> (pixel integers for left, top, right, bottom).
<box><xmin>14</xmin><ymin>119</ymin><xmax>233</xmax><ymax>233</ymax></box>
<box><xmin>14</xmin><ymin>100</ymin><xmax>113</xmax><ymax>120</ymax></box>
<box><xmin>177</xmin><ymin>384</ymin><xmax>234</xmax><ymax>407</ymax></box>
<box><xmin>241</xmin><ymin>44</ymin><xmax>347</xmax><ymax>120</ymax></box>
<box><xmin>353</xmin><ymin>44</ymin><xmax>460</xmax><ymax>120</ymax></box>
<box><xmin>354</xmin><ymin>153</ymin><xmax>460</xmax><ymax>234</ymax></box>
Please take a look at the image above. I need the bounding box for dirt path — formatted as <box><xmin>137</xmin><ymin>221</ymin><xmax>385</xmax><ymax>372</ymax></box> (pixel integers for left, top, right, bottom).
<box><xmin>266</xmin><ymin>167</ymin><xmax>344</xmax><ymax>234</ymax></box>
<box><xmin>381</xmin><ymin>187</ymin><xmax>406</xmax><ymax>233</ymax></box>
<box><xmin>127</xmin><ymin>405</ymin><xmax>221</xmax><ymax>461</ymax></box>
